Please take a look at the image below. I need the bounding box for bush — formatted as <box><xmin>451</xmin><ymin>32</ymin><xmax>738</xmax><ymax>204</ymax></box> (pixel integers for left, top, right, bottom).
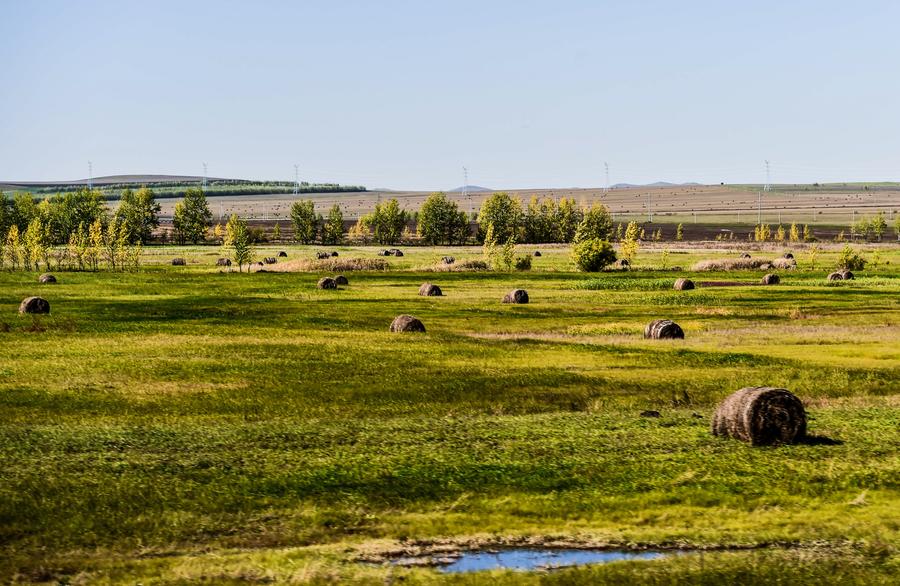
<box><xmin>514</xmin><ymin>255</ymin><xmax>532</xmax><ymax>271</ymax></box>
<box><xmin>838</xmin><ymin>245</ymin><xmax>867</xmax><ymax>271</ymax></box>
<box><xmin>572</xmin><ymin>238</ymin><xmax>616</xmax><ymax>272</ymax></box>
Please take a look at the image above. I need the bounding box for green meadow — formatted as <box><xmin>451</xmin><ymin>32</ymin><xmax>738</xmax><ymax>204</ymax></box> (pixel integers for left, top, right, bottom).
<box><xmin>1</xmin><ymin>244</ymin><xmax>899</xmax><ymax>584</ymax></box>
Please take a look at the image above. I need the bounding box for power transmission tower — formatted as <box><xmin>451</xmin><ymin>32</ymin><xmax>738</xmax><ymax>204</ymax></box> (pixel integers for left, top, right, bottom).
<box><xmin>293</xmin><ymin>164</ymin><xmax>300</xmax><ymax>196</ymax></box>
<box><xmin>463</xmin><ymin>167</ymin><xmax>468</xmax><ymax>201</ymax></box>
<box><xmin>648</xmin><ymin>192</ymin><xmax>653</xmax><ymax>222</ymax></box>
<box><xmin>758</xmin><ymin>191</ymin><xmax>762</xmax><ymax>224</ymax></box>
<box><xmin>604</xmin><ymin>162</ymin><xmax>610</xmax><ymax>193</ymax></box>
<box><xmin>202</xmin><ymin>162</ymin><xmax>208</xmax><ymax>192</ymax></box>
<box><xmin>88</xmin><ymin>161</ymin><xmax>93</xmax><ymax>190</ymax></box>
<box><xmin>764</xmin><ymin>160</ymin><xmax>771</xmax><ymax>192</ymax></box>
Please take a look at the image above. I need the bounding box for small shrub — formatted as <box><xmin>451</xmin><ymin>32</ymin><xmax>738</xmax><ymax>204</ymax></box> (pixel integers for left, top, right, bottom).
<box><xmin>837</xmin><ymin>245</ymin><xmax>867</xmax><ymax>271</ymax></box>
<box><xmin>514</xmin><ymin>255</ymin><xmax>532</xmax><ymax>271</ymax></box>
<box><xmin>572</xmin><ymin>238</ymin><xmax>617</xmax><ymax>272</ymax></box>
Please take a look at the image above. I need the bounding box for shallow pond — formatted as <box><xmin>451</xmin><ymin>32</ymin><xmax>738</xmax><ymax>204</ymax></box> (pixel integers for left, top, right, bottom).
<box><xmin>430</xmin><ymin>548</ymin><xmax>669</xmax><ymax>573</ymax></box>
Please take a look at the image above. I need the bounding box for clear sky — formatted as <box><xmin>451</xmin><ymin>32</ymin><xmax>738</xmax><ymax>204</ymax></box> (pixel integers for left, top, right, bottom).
<box><xmin>2</xmin><ymin>0</ymin><xmax>899</xmax><ymax>190</ymax></box>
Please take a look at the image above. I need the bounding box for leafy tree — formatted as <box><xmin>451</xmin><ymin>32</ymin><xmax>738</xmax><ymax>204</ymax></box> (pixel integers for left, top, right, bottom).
<box><xmin>87</xmin><ymin>218</ymin><xmax>104</xmax><ymax>271</ymax></box>
<box><xmin>620</xmin><ymin>221</ymin><xmax>640</xmax><ymax>263</ymax></box>
<box><xmin>10</xmin><ymin>193</ymin><xmax>39</xmax><ymax>232</ymax></box>
<box><xmin>838</xmin><ymin>244</ymin><xmax>866</xmax><ymax>271</ymax></box>
<box><xmin>4</xmin><ymin>225</ymin><xmax>21</xmax><ymax>270</ymax></box>
<box><xmin>851</xmin><ymin>217</ymin><xmax>871</xmax><ymax>241</ymax></box>
<box><xmin>574</xmin><ymin>203</ymin><xmax>613</xmax><ymax>242</ymax></box>
<box><xmin>225</xmin><ymin>214</ymin><xmax>253</xmax><ymax>271</ymax></box>
<box><xmin>172</xmin><ymin>188</ymin><xmax>212</xmax><ymax>244</ymax></box>
<box><xmin>871</xmin><ymin>212</ymin><xmax>887</xmax><ymax>241</ymax></box>
<box><xmin>418</xmin><ymin>192</ymin><xmax>468</xmax><ymax>245</ymax></box>
<box><xmin>675</xmin><ymin>223</ymin><xmax>684</xmax><ymax>241</ymax></box>
<box><xmin>290</xmin><ymin>200</ymin><xmax>318</xmax><ymax>244</ymax></box>
<box><xmin>554</xmin><ymin>197</ymin><xmax>582</xmax><ymax>243</ymax></box>
<box><xmin>321</xmin><ymin>204</ymin><xmax>344</xmax><ymax>245</ymax></box>
<box><xmin>789</xmin><ymin>222</ymin><xmax>800</xmax><ymax>242</ymax></box>
<box><xmin>370</xmin><ymin>199</ymin><xmax>407</xmax><ymax>245</ymax></box>
<box><xmin>803</xmin><ymin>224</ymin><xmax>813</xmax><ymax>242</ymax></box>
<box><xmin>572</xmin><ymin>238</ymin><xmax>617</xmax><ymax>272</ymax></box>
<box><xmin>115</xmin><ymin>187</ymin><xmax>160</xmax><ymax>244</ymax></box>
<box><xmin>523</xmin><ymin>196</ymin><xmax>558</xmax><ymax>243</ymax></box>
<box><xmin>271</xmin><ymin>222</ymin><xmax>282</xmax><ymax>242</ymax></box>
<box><xmin>477</xmin><ymin>192</ymin><xmax>522</xmax><ymax>242</ymax></box>
<box><xmin>347</xmin><ymin>216</ymin><xmax>371</xmax><ymax>244</ymax></box>
<box><xmin>22</xmin><ymin>217</ymin><xmax>49</xmax><ymax>271</ymax></box>
<box><xmin>894</xmin><ymin>215</ymin><xmax>900</xmax><ymax>240</ymax></box>
<box><xmin>774</xmin><ymin>225</ymin><xmax>786</xmax><ymax>242</ymax></box>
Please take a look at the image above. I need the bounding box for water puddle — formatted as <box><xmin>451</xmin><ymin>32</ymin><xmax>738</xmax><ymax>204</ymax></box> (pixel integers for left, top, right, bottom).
<box><xmin>392</xmin><ymin>548</ymin><xmax>670</xmax><ymax>573</ymax></box>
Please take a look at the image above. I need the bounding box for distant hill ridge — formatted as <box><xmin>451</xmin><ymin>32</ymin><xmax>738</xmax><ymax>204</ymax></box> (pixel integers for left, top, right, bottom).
<box><xmin>447</xmin><ymin>185</ymin><xmax>492</xmax><ymax>193</ymax></box>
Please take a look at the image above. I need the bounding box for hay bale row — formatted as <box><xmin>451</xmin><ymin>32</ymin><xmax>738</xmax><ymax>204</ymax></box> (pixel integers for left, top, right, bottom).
<box><xmin>172</xmin><ymin>258</ymin><xmax>186</xmax><ymax>266</ymax></box>
<box><xmin>390</xmin><ymin>314</ymin><xmax>425</xmax><ymax>332</ymax></box>
<box><xmin>691</xmin><ymin>258</ymin><xmax>772</xmax><ymax>271</ymax></box>
<box><xmin>216</xmin><ymin>258</ymin><xmax>232</xmax><ymax>267</ymax></box>
<box><xmin>673</xmin><ymin>278</ymin><xmax>694</xmax><ymax>291</ymax></box>
<box><xmin>334</xmin><ymin>275</ymin><xmax>349</xmax><ymax>285</ymax></box>
<box><xmin>264</xmin><ymin>257</ymin><xmax>277</xmax><ymax>265</ymax></box>
<box><xmin>379</xmin><ymin>248</ymin><xmax>404</xmax><ymax>257</ymax></box>
<box><xmin>771</xmin><ymin>258</ymin><xmax>796</xmax><ymax>270</ymax></box>
<box><xmin>502</xmin><ymin>289</ymin><xmax>529</xmax><ymax>304</ymax></box>
<box><xmin>644</xmin><ymin>319</ymin><xmax>684</xmax><ymax>339</ymax></box>
<box><xmin>418</xmin><ymin>283</ymin><xmax>443</xmax><ymax>296</ymax></box>
<box><xmin>317</xmin><ymin>277</ymin><xmax>337</xmax><ymax>290</ymax></box>
<box><xmin>19</xmin><ymin>296</ymin><xmax>50</xmax><ymax>314</ymax></box>
<box><xmin>712</xmin><ymin>386</ymin><xmax>806</xmax><ymax>445</ymax></box>
<box><xmin>828</xmin><ymin>269</ymin><xmax>854</xmax><ymax>281</ymax></box>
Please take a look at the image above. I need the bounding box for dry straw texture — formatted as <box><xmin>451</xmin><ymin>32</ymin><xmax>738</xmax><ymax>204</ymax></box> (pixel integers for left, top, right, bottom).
<box><xmin>771</xmin><ymin>258</ymin><xmax>797</xmax><ymax>270</ymax></box>
<box><xmin>265</xmin><ymin>258</ymin><xmax>390</xmax><ymax>273</ymax></box>
<box><xmin>760</xmin><ymin>274</ymin><xmax>780</xmax><ymax>285</ymax></box>
<box><xmin>691</xmin><ymin>258</ymin><xmax>773</xmax><ymax>271</ymax></box>
<box><xmin>418</xmin><ymin>283</ymin><xmax>443</xmax><ymax>296</ymax></box>
<box><xmin>316</xmin><ymin>277</ymin><xmax>337</xmax><ymax>290</ymax></box>
<box><xmin>422</xmin><ymin>259</ymin><xmax>490</xmax><ymax>272</ymax></box>
<box><xmin>643</xmin><ymin>319</ymin><xmax>684</xmax><ymax>339</ymax></box>
<box><xmin>712</xmin><ymin>386</ymin><xmax>806</xmax><ymax>445</ymax></box>
<box><xmin>502</xmin><ymin>289</ymin><xmax>529</xmax><ymax>304</ymax></box>
<box><xmin>19</xmin><ymin>297</ymin><xmax>50</xmax><ymax>314</ymax></box>
<box><xmin>38</xmin><ymin>274</ymin><xmax>57</xmax><ymax>284</ymax></box>
<box><xmin>390</xmin><ymin>315</ymin><xmax>425</xmax><ymax>333</ymax></box>
<box><xmin>673</xmin><ymin>278</ymin><xmax>695</xmax><ymax>291</ymax></box>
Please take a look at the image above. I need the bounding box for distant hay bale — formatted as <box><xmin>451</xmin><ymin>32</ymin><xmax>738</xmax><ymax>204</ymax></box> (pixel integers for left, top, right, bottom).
<box><xmin>390</xmin><ymin>314</ymin><xmax>425</xmax><ymax>333</ymax></box>
<box><xmin>19</xmin><ymin>296</ymin><xmax>50</xmax><ymax>315</ymax></box>
<box><xmin>839</xmin><ymin>269</ymin><xmax>854</xmax><ymax>280</ymax></box>
<box><xmin>172</xmin><ymin>258</ymin><xmax>186</xmax><ymax>266</ymax></box>
<box><xmin>317</xmin><ymin>277</ymin><xmax>337</xmax><ymax>290</ymax></box>
<box><xmin>378</xmin><ymin>249</ymin><xmax>390</xmax><ymax>256</ymax></box>
<box><xmin>673</xmin><ymin>278</ymin><xmax>695</xmax><ymax>291</ymax></box>
<box><xmin>760</xmin><ymin>273</ymin><xmax>780</xmax><ymax>285</ymax></box>
<box><xmin>390</xmin><ymin>249</ymin><xmax>404</xmax><ymax>257</ymax></box>
<box><xmin>691</xmin><ymin>258</ymin><xmax>772</xmax><ymax>271</ymax></box>
<box><xmin>331</xmin><ymin>251</ymin><xmax>339</xmax><ymax>257</ymax></box>
<box><xmin>278</xmin><ymin>251</ymin><xmax>287</xmax><ymax>258</ymax></box>
<box><xmin>334</xmin><ymin>274</ymin><xmax>349</xmax><ymax>285</ymax></box>
<box><xmin>534</xmin><ymin>251</ymin><xmax>542</xmax><ymax>257</ymax></box>
<box><xmin>711</xmin><ymin>386</ymin><xmax>806</xmax><ymax>445</ymax></box>
<box><xmin>418</xmin><ymin>282</ymin><xmax>443</xmax><ymax>296</ymax></box>
<box><xmin>216</xmin><ymin>258</ymin><xmax>232</xmax><ymax>267</ymax></box>
<box><xmin>39</xmin><ymin>273</ymin><xmax>57</xmax><ymax>284</ymax></box>
<box><xmin>740</xmin><ymin>253</ymin><xmax>751</xmax><ymax>259</ymax></box>
<box><xmin>263</xmin><ymin>257</ymin><xmax>277</xmax><ymax>264</ymax></box>
<box><xmin>613</xmin><ymin>259</ymin><xmax>630</xmax><ymax>270</ymax></box>
<box><xmin>441</xmin><ymin>256</ymin><xmax>455</xmax><ymax>265</ymax></box>
<box><xmin>771</xmin><ymin>258</ymin><xmax>797</xmax><ymax>270</ymax></box>
<box><xmin>783</xmin><ymin>252</ymin><xmax>794</xmax><ymax>259</ymax></box>
<box><xmin>502</xmin><ymin>289</ymin><xmax>529</xmax><ymax>304</ymax></box>
<box><xmin>644</xmin><ymin>319</ymin><xmax>684</xmax><ymax>339</ymax></box>
<box><xmin>827</xmin><ymin>271</ymin><xmax>843</xmax><ymax>281</ymax></box>
<box><xmin>266</xmin><ymin>257</ymin><xmax>389</xmax><ymax>273</ymax></box>
<box><xmin>316</xmin><ymin>252</ymin><xmax>330</xmax><ymax>260</ymax></box>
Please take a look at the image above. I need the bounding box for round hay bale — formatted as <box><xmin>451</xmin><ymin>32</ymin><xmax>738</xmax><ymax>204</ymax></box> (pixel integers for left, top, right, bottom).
<box><xmin>839</xmin><ymin>269</ymin><xmax>854</xmax><ymax>280</ymax></box>
<box><xmin>19</xmin><ymin>296</ymin><xmax>50</xmax><ymax>314</ymax></box>
<box><xmin>643</xmin><ymin>319</ymin><xmax>684</xmax><ymax>340</ymax></box>
<box><xmin>278</xmin><ymin>251</ymin><xmax>287</xmax><ymax>258</ymax></box>
<box><xmin>172</xmin><ymin>258</ymin><xmax>186</xmax><ymax>266</ymax></box>
<box><xmin>317</xmin><ymin>277</ymin><xmax>337</xmax><ymax>290</ymax></box>
<box><xmin>640</xmin><ymin>410</ymin><xmax>661</xmax><ymax>418</ymax></box>
<box><xmin>391</xmin><ymin>249</ymin><xmax>404</xmax><ymax>257</ymax></box>
<box><xmin>390</xmin><ymin>314</ymin><xmax>425</xmax><ymax>333</ymax></box>
<box><xmin>441</xmin><ymin>256</ymin><xmax>455</xmax><ymax>265</ymax></box>
<box><xmin>39</xmin><ymin>273</ymin><xmax>57</xmax><ymax>284</ymax></box>
<box><xmin>334</xmin><ymin>275</ymin><xmax>349</xmax><ymax>286</ymax></box>
<box><xmin>533</xmin><ymin>250</ymin><xmax>542</xmax><ymax>257</ymax></box>
<box><xmin>316</xmin><ymin>252</ymin><xmax>330</xmax><ymax>260</ymax></box>
<box><xmin>614</xmin><ymin>259</ymin><xmax>630</xmax><ymax>269</ymax></box>
<box><xmin>331</xmin><ymin>251</ymin><xmax>339</xmax><ymax>257</ymax></box>
<box><xmin>760</xmin><ymin>273</ymin><xmax>780</xmax><ymax>285</ymax></box>
<box><xmin>827</xmin><ymin>271</ymin><xmax>843</xmax><ymax>281</ymax></box>
<box><xmin>418</xmin><ymin>282</ymin><xmax>443</xmax><ymax>296</ymax></box>
<box><xmin>216</xmin><ymin>258</ymin><xmax>232</xmax><ymax>267</ymax></box>
<box><xmin>711</xmin><ymin>386</ymin><xmax>806</xmax><ymax>445</ymax></box>
<box><xmin>673</xmin><ymin>278</ymin><xmax>695</xmax><ymax>291</ymax></box>
<box><xmin>740</xmin><ymin>252</ymin><xmax>751</xmax><ymax>259</ymax></box>
<box><xmin>264</xmin><ymin>257</ymin><xmax>277</xmax><ymax>264</ymax></box>
<box><xmin>502</xmin><ymin>289</ymin><xmax>529</xmax><ymax>304</ymax></box>
<box><xmin>378</xmin><ymin>249</ymin><xmax>390</xmax><ymax>256</ymax></box>
<box><xmin>783</xmin><ymin>252</ymin><xmax>794</xmax><ymax>260</ymax></box>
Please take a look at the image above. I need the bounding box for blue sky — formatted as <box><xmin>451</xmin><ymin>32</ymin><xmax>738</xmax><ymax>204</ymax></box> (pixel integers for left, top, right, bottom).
<box><xmin>2</xmin><ymin>0</ymin><xmax>899</xmax><ymax>190</ymax></box>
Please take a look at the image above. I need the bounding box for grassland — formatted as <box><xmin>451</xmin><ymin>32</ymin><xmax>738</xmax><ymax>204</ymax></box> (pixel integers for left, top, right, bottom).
<box><xmin>1</xmin><ymin>243</ymin><xmax>899</xmax><ymax>584</ymax></box>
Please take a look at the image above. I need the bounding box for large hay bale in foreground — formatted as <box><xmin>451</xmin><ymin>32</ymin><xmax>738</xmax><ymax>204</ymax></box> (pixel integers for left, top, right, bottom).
<box><xmin>644</xmin><ymin>319</ymin><xmax>684</xmax><ymax>339</ymax></box>
<box><xmin>760</xmin><ymin>273</ymin><xmax>780</xmax><ymax>285</ymax></box>
<box><xmin>19</xmin><ymin>297</ymin><xmax>50</xmax><ymax>314</ymax></box>
<box><xmin>171</xmin><ymin>258</ymin><xmax>186</xmax><ymax>266</ymax></box>
<box><xmin>418</xmin><ymin>283</ymin><xmax>443</xmax><ymax>296</ymax></box>
<box><xmin>334</xmin><ymin>275</ymin><xmax>349</xmax><ymax>285</ymax></box>
<box><xmin>502</xmin><ymin>289</ymin><xmax>529</xmax><ymax>304</ymax></box>
<box><xmin>390</xmin><ymin>314</ymin><xmax>425</xmax><ymax>333</ymax></box>
<box><xmin>216</xmin><ymin>258</ymin><xmax>232</xmax><ymax>267</ymax></box>
<box><xmin>673</xmin><ymin>278</ymin><xmax>695</xmax><ymax>291</ymax></box>
<box><xmin>317</xmin><ymin>277</ymin><xmax>337</xmax><ymax>290</ymax></box>
<box><xmin>712</xmin><ymin>386</ymin><xmax>806</xmax><ymax>445</ymax></box>
<box><xmin>39</xmin><ymin>273</ymin><xmax>57</xmax><ymax>284</ymax></box>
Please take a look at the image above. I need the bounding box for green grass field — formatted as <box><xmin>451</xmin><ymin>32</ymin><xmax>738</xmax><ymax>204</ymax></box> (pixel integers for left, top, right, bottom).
<box><xmin>1</xmin><ymin>244</ymin><xmax>899</xmax><ymax>584</ymax></box>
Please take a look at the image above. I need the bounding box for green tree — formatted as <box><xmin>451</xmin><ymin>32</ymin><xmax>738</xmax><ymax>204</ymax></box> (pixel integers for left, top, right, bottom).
<box><xmin>10</xmin><ymin>193</ymin><xmax>39</xmax><ymax>233</ymax></box>
<box><xmin>225</xmin><ymin>214</ymin><xmax>253</xmax><ymax>271</ymax></box>
<box><xmin>290</xmin><ymin>200</ymin><xmax>318</xmax><ymax>244</ymax></box>
<box><xmin>523</xmin><ymin>196</ymin><xmax>557</xmax><ymax>243</ymax></box>
<box><xmin>554</xmin><ymin>197</ymin><xmax>582</xmax><ymax>243</ymax></box>
<box><xmin>4</xmin><ymin>225</ymin><xmax>21</xmax><ymax>270</ymax></box>
<box><xmin>172</xmin><ymin>188</ymin><xmax>212</xmax><ymax>244</ymax></box>
<box><xmin>572</xmin><ymin>238</ymin><xmax>617</xmax><ymax>272</ymax></box>
<box><xmin>675</xmin><ymin>223</ymin><xmax>684</xmax><ymax>241</ymax></box>
<box><xmin>803</xmin><ymin>224</ymin><xmax>813</xmax><ymax>242</ymax></box>
<box><xmin>575</xmin><ymin>203</ymin><xmax>613</xmax><ymax>242</ymax></box>
<box><xmin>271</xmin><ymin>222</ymin><xmax>282</xmax><ymax>242</ymax></box>
<box><xmin>418</xmin><ymin>192</ymin><xmax>468</xmax><ymax>245</ymax></box>
<box><xmin>22</xmin><ymin>217</ymin><xmax>49</xmax><ymax>271</ymax></box>
<box><xmin>321</xmin><ymin>204</ymin><xmax>344</xmax><ymax>245</ymax></box>
<box><xmin>371</xmin><ymin>199</ymin><xmax>407</xmax><ymax>245</ymax></box>
<box><xmin>477</xmin><ymin>192</ymin><xmax>522</xmax><ymax>242</ymax></box>
<box><xmin>871</xmin><ymin>212</ymin><xmax>887</xmax><ymax>241</ymax></box>
<box><xmin>620</xmin><ymin>221</ymin><xmax>640</xmax><ymax>263</ymax></box>
<box><xmin>115</xmin><ymin>187</ymin><xmax>160</xmax><ymax>244</ymax></box>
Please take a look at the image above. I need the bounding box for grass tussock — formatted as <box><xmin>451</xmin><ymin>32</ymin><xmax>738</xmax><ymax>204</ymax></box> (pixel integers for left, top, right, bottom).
<box><xmin>691</xmin><ymin>258</ymin><xmax>773</xmax><ymax>271</ymax></box>
<box><xmin>264</xmin><ymin>257</ymin><xmax>391</xmax><ymax>272</ymax></box>
<box><xmin>420</xmin><ymin>259</ymin><xmax>490</xmax><ymax>272</ymax></box>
